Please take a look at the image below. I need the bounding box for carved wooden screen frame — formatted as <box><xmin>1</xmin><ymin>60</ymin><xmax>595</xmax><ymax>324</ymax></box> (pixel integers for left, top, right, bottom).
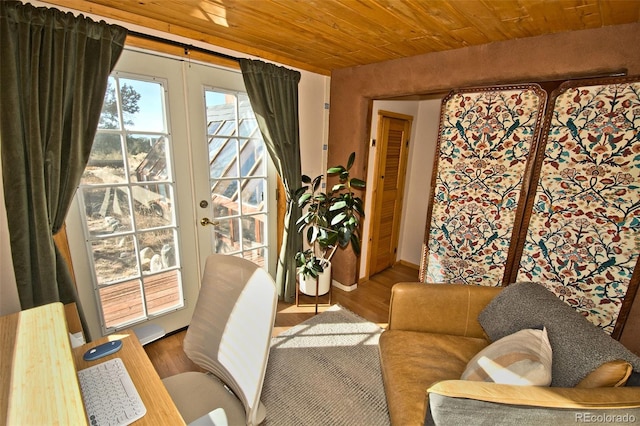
<box><xmin>512</xmin><ymin>76</ymin><xmax>640</xmax><ymax>337</ymax></box>
<box><xmin>419</xmin><ymin>84</ymin><xmax>548</xmax><ymax>286</ymax></box>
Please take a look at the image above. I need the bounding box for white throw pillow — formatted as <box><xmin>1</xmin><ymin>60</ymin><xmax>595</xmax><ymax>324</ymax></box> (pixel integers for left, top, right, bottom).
<box><xmin>461</xmin><ymin>327</ymin><xmax>552</xmax><ymax>386</ymax></box>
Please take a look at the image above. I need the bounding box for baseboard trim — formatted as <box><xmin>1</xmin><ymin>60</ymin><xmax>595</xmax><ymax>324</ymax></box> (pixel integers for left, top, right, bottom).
<box><xmin>332</xmin><ymin>279</ymin><xmax>357</xmax><ymax>292</ymax></box>
<box><xmin>397</xmin><ymin>259</ymin><xmax>420</xmax><ymax>270</ymax></box>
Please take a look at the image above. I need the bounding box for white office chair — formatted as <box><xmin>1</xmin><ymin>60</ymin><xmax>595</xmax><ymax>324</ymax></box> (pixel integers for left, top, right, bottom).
<box><xmin>162</xmin><ymin>254</ymin><xmax>278</xmax><ymax>426</ymax></box>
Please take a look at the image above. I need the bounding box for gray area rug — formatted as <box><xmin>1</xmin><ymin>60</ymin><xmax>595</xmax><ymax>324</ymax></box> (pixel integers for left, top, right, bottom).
<box><xmin>261</xmin><ymin>304</ymin><xmax>391</xmax><ymax>426</ymax></box>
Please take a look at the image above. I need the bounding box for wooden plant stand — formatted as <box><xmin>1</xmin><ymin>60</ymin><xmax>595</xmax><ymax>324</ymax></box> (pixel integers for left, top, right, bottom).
<box><xmin>296</xmin><ymin>274</ymin><xmax>333</xmax><ymax>315</ymax></box>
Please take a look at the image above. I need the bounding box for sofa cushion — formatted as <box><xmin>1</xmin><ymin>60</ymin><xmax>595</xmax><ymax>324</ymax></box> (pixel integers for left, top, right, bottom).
<box><xmin>461</xmin><ymin>327</ymin><xmax>552</xmax><ymax>386</ymax></box>
<box><xmin>379</xmin><ymin>329</ymin><xmax>489</xmax><ymax>426</ymax></box>
<box><xmin>576</xmin><ymin>360</ymin><xmax>633</xmax><ymax>388</ymax></box>
<box><xmin>478</xmin><ymin>282</ymin><xmax>640</xmax><ymax>387</ymax></box>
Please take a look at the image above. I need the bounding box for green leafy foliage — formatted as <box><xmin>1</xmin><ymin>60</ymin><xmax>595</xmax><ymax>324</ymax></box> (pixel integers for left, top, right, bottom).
<box><xmin>295</xmin><ymin>152</ymin><xmax>366</xmax><ymax>278</ymax></box>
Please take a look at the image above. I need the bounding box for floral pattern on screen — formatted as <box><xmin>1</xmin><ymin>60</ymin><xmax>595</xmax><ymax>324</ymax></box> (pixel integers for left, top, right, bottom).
<box><xmin>423</xmin><ymin>86</ymin><xmax>546</xmax><ymax>285</ymax></box>
<box><xmin>517</xmin><ymin>82</ymin><xmax>640</xmax><ymax>334</ymax></box>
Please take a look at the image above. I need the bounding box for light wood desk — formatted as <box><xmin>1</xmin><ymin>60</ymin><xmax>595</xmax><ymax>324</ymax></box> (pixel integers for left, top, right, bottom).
<box><xmin>73</xmin><ymin>329</ymin><xmax>185</xmax><ymax>425</ymax></box>
<box><xmin>0</xmin><ymin>302</ymin><xmax>185</xmax><ymax>425</ymax></box>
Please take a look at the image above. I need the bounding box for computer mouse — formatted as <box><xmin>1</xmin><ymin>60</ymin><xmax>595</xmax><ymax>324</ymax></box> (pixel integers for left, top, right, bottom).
<box><xmin>83</xmin><ymin>340</ymin><xmax>123</xmax><ymax>361</ymax></box>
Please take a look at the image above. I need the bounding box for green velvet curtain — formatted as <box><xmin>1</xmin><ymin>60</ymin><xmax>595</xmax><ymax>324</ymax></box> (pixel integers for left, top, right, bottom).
<box><xmin>0</xmin><ymin>1</ymin><xmax>127</xmax><ymax>311</ymax></box>
<box><xmin>239</xmin><ymin>59</ymin><xmax>303</xmax><ymax>302</ymax></box>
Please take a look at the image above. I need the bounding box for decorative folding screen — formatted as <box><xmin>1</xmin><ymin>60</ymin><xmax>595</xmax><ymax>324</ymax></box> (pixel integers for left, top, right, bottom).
<box><xmin>419</xmin><ymin>85</ymin><xmax>547</xmax><ymax>285</ymax></box>
<box><xmin>420</xmin><ymin>77</ymin><xmax>640</xmax><ymax>336</ymax></box>
<box><xmin>515</xmin><ymin>78</ymin><xmax>640</xmax><ymax>335</ymax></box>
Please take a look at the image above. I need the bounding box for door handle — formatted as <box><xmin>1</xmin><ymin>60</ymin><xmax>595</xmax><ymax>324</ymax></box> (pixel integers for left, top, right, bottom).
<box><xmin>200</xmin><ymin>217</ymin><xmax>219</xmax><ymax>227</ymax></box>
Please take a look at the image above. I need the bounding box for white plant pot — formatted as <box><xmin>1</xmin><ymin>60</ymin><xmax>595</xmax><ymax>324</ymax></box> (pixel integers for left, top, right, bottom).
<box><xmin>299</xmin><ymin>261</ymin><xmax>332</xmax><ymax>296</ymax></box>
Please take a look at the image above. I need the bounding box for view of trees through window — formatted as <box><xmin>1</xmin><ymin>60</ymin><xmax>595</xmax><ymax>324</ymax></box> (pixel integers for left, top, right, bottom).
<box><xmin>79</xmin><ymin>75</ymin><xmax>183</xmax><ymax>331</ymax></box>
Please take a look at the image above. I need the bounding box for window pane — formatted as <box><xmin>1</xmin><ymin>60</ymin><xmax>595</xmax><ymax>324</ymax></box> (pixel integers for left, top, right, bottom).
<box><xmin>98</xmin><ymin>76</ymin><xmax>120</xmax><ymax>130</ymax></box>
<box><xmin>214</xmin><ymin>217</ymin><xmax>240</xmax><ymax>254</ymax></box>
<box><xmin>82</xmin><ymin>134</ymin><xmax>125</xmax><ymax>185</ymax></box>
<box><xmin>238</xmin><ymin>94</ymin><xmax>258</xmax><ymax>137</ymax></box>
<box><xmin>240</xmin><ymin>139</ymin><xmax>265</xmax><ymax>177</ymax></box>
<box><xmin>120</xmin><ymin>79</ymin><xmax>165</xmax><ymax>132</ymax></box>
<box><xmin>83</xmin><ymin>187</ymin><xmax>133</xmax><ymax>236</ymax></box>
<box><xmin>241</xmin><ymin>178</ymin><xmax>266</xmax><ymax>212</ymax></box>
<box><xmin>91</xmin><ymin>236</ymin><xmax>139</xmax><ymax>284</ymax></box>
<box><xmin>206</xmin><ymin>91</ymin><xmax>236</xmax><ymax>136</ymax></box>
<box><xmin>242</xmin><ymin>214</ymin><xmax>266</xmax><ymax>248</ymax></box>
<box><xmin>208</xmin><ymin>136</ymin><xmax>227</xmax><ymax>159</ymax></box>
<box><xmin>239</xmin><ymin>119</ymin><xmax>259</xmax><ymax>138</ymax></box>
<box><xmin>138</xmin><ymin>229</ymin><xmax>178</xmax><ymax>273</ymax></box>
<box><xmin>133</xmin><ymin>184</ymin><xmax>173</xmax><ymax>228</ymax></box>
<box><xmin>242</xmin><ymin>248</ymin><xmax>266</xmax><ymax>269</ymax></box>
<box><xmin>212</xmin><ymin>180</ymin><xmax>239</xmax><ymax>217</ymax></box>
<box><xmin>207</xmin><ymin>120</ymin><xmax>223</xmax><ymax>134</ymax></box>
<box><xmin>144</xmin><ymin>270</ymin><xmax>183</xmax><ymax>315</ymax></box>
<box><xmin>210</xmin><ymin>139</ymin><xmax>238</xmax><ymax>178</ymax></box>
<box><xmin>99</xmin><ymin>279</ymin><xmax>144</xmax><ymax>328</ymax></box>
<box><xmin>127</xmin><ymin>135</ymin><xmax>170</xmax><ymax>182</ymax></box>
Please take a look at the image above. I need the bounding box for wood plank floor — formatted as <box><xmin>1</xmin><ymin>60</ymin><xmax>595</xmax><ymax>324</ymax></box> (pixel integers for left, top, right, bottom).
<box><xmin>143</xmin><ymin>263</ymin><xmax>419</xmax><ymax>378</ymax></box>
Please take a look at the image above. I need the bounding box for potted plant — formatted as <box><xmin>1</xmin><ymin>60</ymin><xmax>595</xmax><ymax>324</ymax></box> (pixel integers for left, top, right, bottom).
<box><xmin>294</xmin><ymin>152</ymin><xmax>366</xmax><ymax>296</ymax></box>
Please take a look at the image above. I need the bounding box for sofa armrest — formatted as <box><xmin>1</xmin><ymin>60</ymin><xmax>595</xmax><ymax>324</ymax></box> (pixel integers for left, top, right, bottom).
<box><xmin>428</xmin><ymin>380</ymin><xmax>640</xmax><ymax>409</ymax></box>
<box><xmin>387</xmin><ymin>283</ymin><xmax>502</xmax><ymax>338</ymax></box>
<box><xmin>426</xmin><ymin>380</ymin><xmax>640</xmax><ymax>426</ymax></box>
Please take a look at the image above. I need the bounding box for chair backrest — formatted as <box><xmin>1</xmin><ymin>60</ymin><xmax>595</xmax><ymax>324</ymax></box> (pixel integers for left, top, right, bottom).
<box><xmin>183</xmin><ymin>254</ymin><xmax>278</xmax><ymax>425</ymax></box>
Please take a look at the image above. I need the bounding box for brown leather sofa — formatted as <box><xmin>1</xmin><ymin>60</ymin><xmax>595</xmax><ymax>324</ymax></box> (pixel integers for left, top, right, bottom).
<box><xmin>378</xmin><ymin>283</ymin><xmax>640</xmax><ymax>426</ymax></box>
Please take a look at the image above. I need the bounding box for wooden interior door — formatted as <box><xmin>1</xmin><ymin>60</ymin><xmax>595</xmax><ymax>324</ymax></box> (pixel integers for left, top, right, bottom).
<box><xmin>369</xmin><ymin>112</ymin><xmax>412</xmax><ymax>275</ymax></box>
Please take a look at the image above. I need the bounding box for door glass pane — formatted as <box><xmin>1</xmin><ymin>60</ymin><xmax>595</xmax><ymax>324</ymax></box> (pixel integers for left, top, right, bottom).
<box><xmin>90</xmin><ymin>236</ymin><xmax>138</xmax><ymax>284</ymax></box>
<box><xmin>144</xmin><ymin>270</ymin><xmax>183</xmax><ymax>315</ymax></box>
<box><xmin>242</xmin><ymin>214</ymin><xmax>266</xmax><ymax>248</ymax></box>
<box><xmin>241</xmin><ymin>178</ymin><xmax>266</xmax><ymax>212</ymax></box>
<box><xmin>83</xmin><ymin>187</ymin><xmax>133</xmax><ymax>236</ymax></box>
<box><xmin>138</xmin><ymin>229</ymin><xmax>178</xmax><ymax>272</ymax></box>
<box><xmin>132</xmin><ymin>184</ymin><xmax>173</xmax><ymax>228</ymax></box>
<box><xmin>82</xmin><ymin>134</ymin><xmax>126</xmax><ymax>185</ymax></box>
<box><xmin>127</xmin><ymin>134</ymin><xmax>170</xmax><ymax>182</ymax></box>
<box><xmin>79</xmin><ymin>74</ymin><xmax>184</xmax><ymax>332</ymax></box>
<box><xmin>242</xmin><ymin>248</ymin><xmax>266</xmax><ymax>268</ymax></box>
<box><xmin>209</xmin><ymin>138</ymin><xmax>238</xmax><ymax>178</ymax></box>
<box><xmin>205</xmin><ymin>89</ymin><xmax>269</xmax><ymax>267</ymax></box>
<box><xmin>99</xmin><ymin>280</ymin><xmax>144</xmax><ymax>329</ymax></box>
<box><xmin>214</xmin><ymin>217</ymin><xmax>240</xmax><ymax>254</ymax></box>
<box><xmin>120</xmin><ymin>78</ymin><xmax>166</xmax><ymax>132</ymax></box>
<box><xmin>98</xmin><ymin>76</ymin><xmax>121</xmax><ymax>130</ymax></box>
<box><xmin>212</xmin><ymin>179</ymin><xmax>239</xmax><ymax>216</ymax></box>
<box><xmin>240</xmin><ymin>139</ymin><xmax>265</xmax><ymax>176</ymax></box>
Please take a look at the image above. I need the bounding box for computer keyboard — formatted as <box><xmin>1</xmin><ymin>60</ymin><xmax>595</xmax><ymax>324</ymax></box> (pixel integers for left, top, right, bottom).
<box><xmin>77</xmin><ymin>357</ymin><xmax>147</xmax><ymax>426</ymax></box>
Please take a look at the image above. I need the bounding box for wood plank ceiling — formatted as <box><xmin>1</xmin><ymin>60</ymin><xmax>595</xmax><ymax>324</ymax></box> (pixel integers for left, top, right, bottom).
<box><xmin>45</xmin><ymin>0</ymin><xmax>640</xmax><ymax>75</ymax></box>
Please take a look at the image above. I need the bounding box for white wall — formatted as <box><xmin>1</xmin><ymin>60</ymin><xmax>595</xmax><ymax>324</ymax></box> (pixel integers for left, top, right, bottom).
<box><xmin>299</xmin><ymin>73</ymin><xmax>330</xmax><ymax>181</ymax></box>
<box><xmin>360</xmin><ymin>97</ymin><xmax>442</xmax><ymax>279</ymax></box>
<box><xmin>398</xmin><ymin>97</ymin><xmax>442</xmax><ymax>266</ymax></box>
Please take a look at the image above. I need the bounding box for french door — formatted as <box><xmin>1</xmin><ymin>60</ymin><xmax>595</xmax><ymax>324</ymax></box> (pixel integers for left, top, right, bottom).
<box><xmin>77</xmin><ymin>72</ymin><xmax>184</xmax><ymax>331</ymax></box>
<box><xmin>199</xmin><ymin>89</ymin><xmax>271</xmax><ymax>267</ymax></box>
<box><xmin>68</xmin><ymin>49</ymin><xmax>274</xmax><ymax>338</ymax></box>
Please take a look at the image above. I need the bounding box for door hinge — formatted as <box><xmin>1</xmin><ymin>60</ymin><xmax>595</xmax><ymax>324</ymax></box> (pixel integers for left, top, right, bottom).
<box><xmin>372</xmin><ymin>139</ymin><xmax>376</xmax><ymax>147</ymax></box>
<box><xmin>406</xmin><ymin>139</ymin><xmax>410</xmax><ymax>147</ymax></box>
